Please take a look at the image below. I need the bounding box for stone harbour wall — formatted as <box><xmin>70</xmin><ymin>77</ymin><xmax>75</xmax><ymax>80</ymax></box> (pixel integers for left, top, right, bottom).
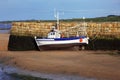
<box><xmin>10</xmin><ymin>21</ymin><xmax>120</xmax><ymax>39</ymax></box>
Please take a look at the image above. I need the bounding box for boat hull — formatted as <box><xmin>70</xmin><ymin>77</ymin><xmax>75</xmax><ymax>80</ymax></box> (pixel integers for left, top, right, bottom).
<box><xmin>38</xmin><ymin>43</ymin><xmax>87</xmax><ymax>50</ymax></box>
<box><xmin>35</xmin><ymin>37</ymin><xmax>89</xmax><ymax>50</ymax></box>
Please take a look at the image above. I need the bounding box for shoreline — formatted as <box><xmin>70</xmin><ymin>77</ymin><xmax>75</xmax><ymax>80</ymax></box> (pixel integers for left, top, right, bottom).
<box><xmin>0</xmin><ymin>64</ymin><xmax>97</xmax><ymax>80</ymax></box>
<box><xmin>0</xmin><ymin>30</ymin><xmax>10</xmax><ymax>34</ymax></box>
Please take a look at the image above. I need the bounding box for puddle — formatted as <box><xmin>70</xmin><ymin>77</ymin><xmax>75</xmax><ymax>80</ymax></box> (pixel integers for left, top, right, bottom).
<box><xmin>0</xmin><ymin>64</ymin><xmax>97</xmax><ymax>80</ymax></box>
<box><xmin>0</xmin><ymin>67</ymin><xmax>16</xmax><ymax>80</ymax></box>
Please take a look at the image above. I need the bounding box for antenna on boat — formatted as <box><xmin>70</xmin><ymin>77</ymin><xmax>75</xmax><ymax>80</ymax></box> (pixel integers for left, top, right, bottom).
<box><xmin>83</xmin><ymin>17</ymin><xmax>85</xmax><ymax>28</ymax></box>
<box><xmin>83</xmin><ymin>17</ymin><xmax>87</xmax><ymax>36</ymax></box>
<box><xmin>54</xmin><ymin>9</ymin><xmax>59</xmax><ymax>30</ymax></box>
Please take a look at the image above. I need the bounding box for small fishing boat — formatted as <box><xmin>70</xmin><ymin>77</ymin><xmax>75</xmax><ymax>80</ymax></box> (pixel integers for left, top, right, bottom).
<box><xmin>35</xmin><ymin>12</ymin><xmax>89</xmax><ymax>50</ymax></box>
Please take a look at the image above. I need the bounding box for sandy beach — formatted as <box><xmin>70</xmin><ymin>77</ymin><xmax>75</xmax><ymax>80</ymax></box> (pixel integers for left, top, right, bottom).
<box><xmin>0</xmin><ymin>34</ymin><xmax>120</xmax><ymax>80</ymax></box>
<box><xmin>0</xmin><ymin>34</ymin><xmax>9</xmax><ymax>51</ymax></box>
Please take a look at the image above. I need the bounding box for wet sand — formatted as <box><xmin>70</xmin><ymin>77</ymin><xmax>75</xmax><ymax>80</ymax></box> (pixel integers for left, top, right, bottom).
<box><xmin>0</xmin><ymin>34</ymin><xmax>9</xmax><ymax>51</ymax></box>
<box><xmin>0</xmin><ymin>34</ymin><xmax>120</xmax><ymax>80</ymax></box>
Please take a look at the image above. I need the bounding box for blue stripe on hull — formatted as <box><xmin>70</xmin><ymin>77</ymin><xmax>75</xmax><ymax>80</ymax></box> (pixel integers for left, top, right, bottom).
<box><xmin>54</xmin><ymin>36</ymin><xmax>85</xmax><ymax>41</ymax></box>
<box><xmin>36</xmin><ymin>36</ymin><xmax>86</xmax><ymax>41</ymax></box>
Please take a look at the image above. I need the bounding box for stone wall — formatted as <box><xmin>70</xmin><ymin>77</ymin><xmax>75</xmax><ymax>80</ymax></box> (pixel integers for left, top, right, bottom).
<box><xmin>11</xmin><ymin>21</ymin><xmax>120</xmax><ymax>38</ymax></box>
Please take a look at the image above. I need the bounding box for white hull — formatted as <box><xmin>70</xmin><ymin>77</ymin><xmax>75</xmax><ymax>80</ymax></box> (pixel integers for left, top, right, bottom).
<box><xmin>35</xmin><ymin>37</ymin><xmax>89</xmax><ymax>50</ymax></box>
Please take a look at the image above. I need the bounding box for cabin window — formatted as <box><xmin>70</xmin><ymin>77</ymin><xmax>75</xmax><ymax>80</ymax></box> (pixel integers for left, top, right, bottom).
<box><xmin>50</xmin><ymin>33</ymin><xmax>53</xmax><ymax>35</ymax></box>
<box><xmin>53</xmin><ymin>32</ymin><xmax>55</xmax><ymax>35</ymax></box>
<box><xmin>50</xmin><ymin>32</ymin><xmax>55</xmax><ymax>35</ymax></box>
<box><xmin>49</xmin><ymin>32</ymin><xmax>58</xmax><ymax>36</ymax></box>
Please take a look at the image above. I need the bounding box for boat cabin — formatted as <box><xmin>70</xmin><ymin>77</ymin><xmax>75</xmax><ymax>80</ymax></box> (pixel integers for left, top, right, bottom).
<box><xmin>47</xmin><ymin>26</ymin><xmax>61</xmax><ymax>38</ymax></box>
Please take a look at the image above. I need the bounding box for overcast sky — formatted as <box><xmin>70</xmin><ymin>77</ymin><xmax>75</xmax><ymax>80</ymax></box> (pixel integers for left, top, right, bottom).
<box><xmin>0</xmin><ymin>0</ymin><xmax>120</xmax><ymax>21</ymax></box>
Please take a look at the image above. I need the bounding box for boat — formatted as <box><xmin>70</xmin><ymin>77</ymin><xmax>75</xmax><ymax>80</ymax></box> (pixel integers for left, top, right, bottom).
<box><xmin>35</xmin><ymin>12</ymin><xmax>89</xmax><ymax>50</ymax></box>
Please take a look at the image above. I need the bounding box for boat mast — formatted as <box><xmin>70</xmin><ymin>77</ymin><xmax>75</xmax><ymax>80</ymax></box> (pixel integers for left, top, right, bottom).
<box><xmin>54</xmin><ymin>9</ymin><xmax>59</xmax><ymax>30</ymax></box>
<box><xmin>83</xmin><ymin>17</ymin><xmax>87</xmax><ymax>36</ymax></box>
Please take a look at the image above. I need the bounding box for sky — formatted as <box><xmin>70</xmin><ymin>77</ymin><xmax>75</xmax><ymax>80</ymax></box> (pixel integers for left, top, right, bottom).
<box><xmin>0</xmin><ymin>0</ymin><xmax>120</xmax><ymax>21</ymax></box>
